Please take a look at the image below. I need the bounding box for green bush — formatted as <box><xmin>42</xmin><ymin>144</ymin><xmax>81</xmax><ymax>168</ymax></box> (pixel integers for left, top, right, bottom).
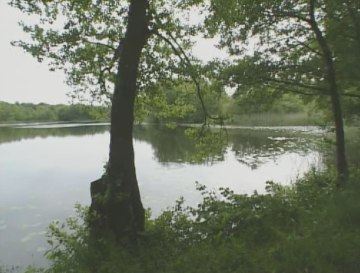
<box><xmin>26</xmin><ymin>170</ymin><xmax>360</xmax><ymax>273</ymax></box>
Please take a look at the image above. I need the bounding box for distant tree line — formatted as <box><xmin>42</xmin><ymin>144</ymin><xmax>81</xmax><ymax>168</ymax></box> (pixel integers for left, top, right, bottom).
<box><xmin>0</xmin><ymin>92</ymin><xmax>325</xmax><ymax>125</ymax></box>
<box><xmin>0</xmin><ymin>101</ymin><xmax>110</xmax><ymax>122</ymax></box>
<box><xmin>140</xmin><ymin>81</ymin><xmax>325</xmax><ymax>126</ymax></box>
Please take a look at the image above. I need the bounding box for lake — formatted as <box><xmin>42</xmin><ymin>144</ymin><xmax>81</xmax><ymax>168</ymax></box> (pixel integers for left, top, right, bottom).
<box><xmin>0</xmin><ymin>123</ymin><xmax>324</xmax><ymax>268</ymax></box>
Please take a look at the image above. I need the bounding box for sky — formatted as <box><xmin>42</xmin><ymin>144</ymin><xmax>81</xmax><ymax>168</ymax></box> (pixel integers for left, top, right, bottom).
<box><xmin>0</xmin><ymin>1</ymin><xmax>226</xmax><ymax>105</ymax></box>
<box><xmin>0</xmin><ymin>1</ymin><xmax>71</xmax><ymax>104</ymax></box>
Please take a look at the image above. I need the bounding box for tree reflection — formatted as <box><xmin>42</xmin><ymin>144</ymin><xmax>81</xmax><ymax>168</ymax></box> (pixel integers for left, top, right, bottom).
<box><xmin>134</xmin><ymin>125</ymin><xmax>320</xmax><ymax>168</ymax></box>
<box><xmin>134</xmin><ymin>126</ymin><xmax>197</xmax><ymax>164</ymax></box>
<box><xmin>228</xmin><ymin>129</ymin><xmax>318</xmax><ymax>169</ymax></box>
<box><xmin>0</xmin><ymin>123</ymin><xmax>321</xmax><ymax>169</ymax></box>
<box><xmin>0</xmin><ymin>124</ymin><xmax>109</xmax><ymax>145</ymax></box>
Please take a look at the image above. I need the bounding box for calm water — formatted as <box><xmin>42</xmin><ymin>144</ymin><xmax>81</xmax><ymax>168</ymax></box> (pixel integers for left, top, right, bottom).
<box><xmin>0</xmin><ymin>123</ymin><xmax>324</xmax><ymax>268</ymax></box>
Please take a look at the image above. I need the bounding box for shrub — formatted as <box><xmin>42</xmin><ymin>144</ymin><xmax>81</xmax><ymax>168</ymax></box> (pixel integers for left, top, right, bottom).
<box><xmin>26</xmin><ymin>171</ymin><xmax>360</xmax><ymax>273</ymax></box>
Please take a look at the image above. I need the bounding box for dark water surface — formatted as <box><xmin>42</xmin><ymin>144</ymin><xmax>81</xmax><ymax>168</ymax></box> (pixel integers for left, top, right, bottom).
<box><xmin>0</xmin><ymin>123</ymin><xmax>324</xmax><ymax>268</ymax></box>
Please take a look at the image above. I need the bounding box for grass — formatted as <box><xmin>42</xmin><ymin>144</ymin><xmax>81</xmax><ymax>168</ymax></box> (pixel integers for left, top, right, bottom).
<box><xmin>229</xmin><ymin>112</ymin><xmax>325</xmax><ymax>126</ymax></box>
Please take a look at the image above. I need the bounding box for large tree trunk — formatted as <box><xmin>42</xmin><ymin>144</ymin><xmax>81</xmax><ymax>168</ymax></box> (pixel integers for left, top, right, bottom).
<box><xmin>309</xmin><ymin>0</ymin><xmax>348</xmax><ymax>185</ymax></box>
<box><xmin>90</xmin><ymin>0</ymin><xmax>150</xmax><ymax>241</ymax></box>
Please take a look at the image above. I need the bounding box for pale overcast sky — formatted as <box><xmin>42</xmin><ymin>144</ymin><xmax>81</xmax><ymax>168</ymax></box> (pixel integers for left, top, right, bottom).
<box><xmin>0</xmin><ymin>1</ymin><xmax>71</xmax><ymax>104</ymax></box>
<box><xmin>0</xmin><ymin>1</ymin><xmax>226</xmax><ymax>105</ymax></box>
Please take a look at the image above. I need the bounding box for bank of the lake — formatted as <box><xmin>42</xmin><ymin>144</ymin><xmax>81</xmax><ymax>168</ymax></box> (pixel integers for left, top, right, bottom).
<box><xmin>37</xmin><ymin>169</ymin><xmax>360</xmax><ymax>273</ymax></box>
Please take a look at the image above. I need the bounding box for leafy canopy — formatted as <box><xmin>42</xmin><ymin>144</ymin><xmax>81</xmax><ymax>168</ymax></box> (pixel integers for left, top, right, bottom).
<box><xmin>10</xmin><ymin>0</ymin><xmax>201</xmax><ymax>106</ymax></box>
<box><xmin>183</xmin><ymin>0</ymin><xmax>360</xmax><ymax>118</ymax></box>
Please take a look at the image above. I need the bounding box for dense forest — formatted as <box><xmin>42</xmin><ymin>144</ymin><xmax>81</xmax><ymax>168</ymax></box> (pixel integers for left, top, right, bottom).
<box><xmin>2</xmin><ymin>0</ymin><xmax>360</xmax><ymax>272</ymax></box>
<box><xmin>0</xmin><ymin>101</ymin><xmax>109</xmax><ymax>122</ymax></box>
<box><xmin>0</xmin><ymin>94</ymin><xmax>330</xmax><ymax>126</ymax></box>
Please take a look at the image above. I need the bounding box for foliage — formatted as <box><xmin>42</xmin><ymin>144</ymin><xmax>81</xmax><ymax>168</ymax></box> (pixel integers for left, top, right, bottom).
<box><xmin>135</xmin><ymin>78</ymin><xmax>319</xmax><ymax>125</ymax></box>
<box><xmin>185</xmin><ymin>126</ymin><xmax>228</xmax><ymax>162</ymax></box>
<box><xmin>9</xmin><ymin>0</ymin><xmax>202</xmax><ymax>108</ymax></box>
<box><xmin>25</xmin><ymin>170</ymin><xmax>360</xmax><ymax>273</ymax></box>
<box><xmin>0</xmin><ymin>95</ymin><xmax>323</xmax><ymax>126</ymax></box>
<box><xmin>184</xmin><ymin>0</ymin><xmax>360</xmax><ymax>119</ymax></box>
<box><xmin>138</xmin><ymin>79</ymin><xmax>228</xmax><ymax>124</ymax></box>
<box><xmin>0</xmin><ymin>101</ymin><xmax>109</xmax><ymax>122</ymax></box>
<box><xmin>182</xmin><ymin>0</ymin><xmax>358</xmax><ymax>180</ymax></box>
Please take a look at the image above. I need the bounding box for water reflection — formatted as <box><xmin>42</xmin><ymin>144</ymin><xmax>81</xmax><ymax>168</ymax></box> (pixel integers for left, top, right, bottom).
<box><xmin>0</xmin><ymin>124</ymin><xmax>109</xmax><ymax>145</ymax></box>
<box><xmin>134</xmin><ymin>126</ymin><xmax>196</xmax><ymax>164</ymax></box>
<box><xmin>0</xmin><ymin>124</ymin><xmax>322</xmax><ymax>170</ymax></box>
<box><xmin>0</xmin><ymin>123</ymin><xmax>324</xmax><ymax>268</ymax></box>
<box><xmin>135</xmin><ymin>125</ymin><xmax>321</xmax><ymax>169</ymax></box>
<box><xmin>228</xmin><ymin>129</ymin><xmax>318</xmax><ymax>169</ymax></box>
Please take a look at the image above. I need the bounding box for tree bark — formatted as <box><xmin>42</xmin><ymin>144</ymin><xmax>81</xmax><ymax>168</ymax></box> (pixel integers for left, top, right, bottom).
<box><xmin>90</xmin><ymin>0</ymin><xmax>150</xmax><ymax>241</ymax></box>
<box><xmin>308</xmin><ymin>0</ymin><xmax>348</xmax><ymax>185</ymax></box>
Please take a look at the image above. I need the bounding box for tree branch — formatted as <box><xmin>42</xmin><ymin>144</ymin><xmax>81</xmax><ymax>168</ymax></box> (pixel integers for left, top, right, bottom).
<box><xmin>342</xmin><ymin>92</ymin><xmax>360</xmax><ymax>99</ymax></box>
<box><xmin>82</xmin><ymin>39</ymin><xmax>117</xmax><ymax>51</ymax></box>
<box><xmin>273</xmin><ymin>9</ymin><xmax>311</xmax><ymax>23</ymax></box>
<box><xmin>265</xmin><ymin>77</ymin><xmax>326</xmax><ymax>93</ymax></box>
<box><xmin>292</xmin><ymin>37</ymin><xmax>322</xmax><ymax>56</ymax></box>
<box><xmin>152</xmin><ymin>29</ymin><xmax>224</xmax><ymax>125</ymax></box>
<box><xmin>98</xmin><ymin>65</ymin><xmax>115</xmax><ymax>100</ymax></box>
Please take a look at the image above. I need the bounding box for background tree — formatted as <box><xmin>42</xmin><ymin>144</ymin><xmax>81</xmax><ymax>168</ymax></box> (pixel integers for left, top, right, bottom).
<box><xmin>0</xmin><ymin>101</ymin><xmax>108</xmax><ymax>122</ymax></box>
<box><xmin>141</xmin><ymin>79</ymin><xmax>228</xmax><ymax>124</ymax></box>
<box><xmin>10</xmin><ymin>0</ymin><xmax>204</xmax><ymax>241</ymax></box>
<box><xmin>185</xmin><ymin>0</ymin><xmax>360</xmax><ymax>184</ymax></box>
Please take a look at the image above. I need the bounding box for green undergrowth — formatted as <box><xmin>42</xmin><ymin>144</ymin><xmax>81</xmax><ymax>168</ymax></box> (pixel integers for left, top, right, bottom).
<box><xmin>25</xmin><ymin>170</ymin><xmax>360</xmax><ymax>273</ymax></box>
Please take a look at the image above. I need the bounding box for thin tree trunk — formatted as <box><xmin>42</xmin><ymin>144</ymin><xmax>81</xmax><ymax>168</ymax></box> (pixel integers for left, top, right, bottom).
<box><xmin>308</xmin><ymin>0</ymin><xmax>348</xmax><ymax>185</ymax></box>
<box><xmin>90</xmin><ymin>0</ymin><xmax>150</xmax><ymax>241</ymax></box>
<box><xmin>346</xmin><ymin>1</ymin><xmax>360</xmax><ymax>58</ymax></box>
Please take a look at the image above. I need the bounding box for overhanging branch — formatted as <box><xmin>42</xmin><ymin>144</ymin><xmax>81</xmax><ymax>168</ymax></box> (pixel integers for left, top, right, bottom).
<box><xmin>152</xmin><ymin>29</ymin><xmax>224</xmax><ymax>125</ymax></box>
<box><xmin>82</xmin><ymin>39</ymin><xmax>117</xmax><ymax>51</ymax></box>
<box><xmin>265</xmin><ymin>77</ymin><xmax>326</xmax><ymax>93</ymax></box>
<box><xmin>342</xmin><ymin>92</ymin><xmax>360</xmax><ymax>99</ymax></box>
